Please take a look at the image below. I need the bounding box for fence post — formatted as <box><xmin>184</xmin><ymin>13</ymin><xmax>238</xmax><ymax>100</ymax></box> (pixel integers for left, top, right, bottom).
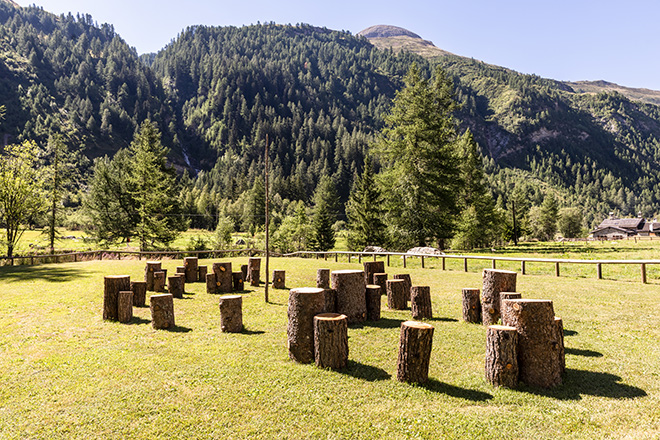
<box><xmin>442</xmin><ymin>257</ymin><xmax>445</xmax><ymax>271</ymax></box>
<box><xmin>463</xmin><ymin>258</ymin><xmax>468</xmax><ymax>272</ymax></box>
<box><xmin>387</xmin><ymin>254</ymin><xmax>390</xmax><ymax>267</ymax></box>
<box><xmin>521</xmin><ymin>260</ymin><xmax>526</xmax><ymax>275</ymax></box>
<box><xmin>358</xmin><ymin>254</ymin><xmax>362</xmax><ymax>264</ymax></box>
<box><xmin>597</xmin><ymin>263</ymin><xmax>602</xmax><ymax>280</ymax></box>
<box><xmin>555</xmin><ymin>262</ymin><xmax>560</xmax><ymax>277</ymax></box>
<box><xmin>492</xmin><ymin>259</ymin><xmax>496</xmax><ymax>269</ymax></box>
<box><xmin>348</xmin><ymin>254</ymin><xmax>351</xmax><ymax>264</ymax></box>
<box><xmin>403</xmin><ymin>255</ymin><xmax>406</xmax><ymax>268</ymax></box>
<box><xmin>641</xmin><ymin>263</ymin><xmax>647</xmax><ymax>284</ymax></box>
<box><xmin>373</xmin><ymin>253</ymin><xmax>377</xmax><ymax>262</ymax></box>
<box><xmin>335</xmin><ymin>253</ymin><xmax>338</xmax><ymax>262</ymax></box>
<box><xmin>421</xmin><ymin>256</ymin><xmax>425</xmax><ymax>268</ymax></box>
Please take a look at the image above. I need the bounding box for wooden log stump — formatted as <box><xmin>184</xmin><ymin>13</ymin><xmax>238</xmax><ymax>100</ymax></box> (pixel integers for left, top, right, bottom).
<box><xmin>396</xmin><ymin>321</ymin><xmax>434</xmax><ymax>384</ymax></box>
<box><xmin>387</xmin><ymin>279</ymin><xmax>407</xmax><ymax>310</ymax></box>
<box><xmin>365</xmin><ymin>284</ymin><xmax>381</xmax><ymax>321</ymax></box>
<box><xmin>218</xmin><ymin>295</ymin><xmax>243</xmax><ymax>333</ymax></box>
<box><xmin>118</xmin><ymin>290</ymin><xmax>134</xmax><ymax>323</ymax></box>
<box><xmin>168</xmin><ymin>275</ymin><xmax>185</xmax><ymax>299</ymax></box>
<box><xmin>250</xmin><ymin>268</ymin><xmax>260</xmax><ymax>286</ymax></box>
<box><xmin>501</xmin><ymin>299</ymin><xmax>562</xmax><ymax>388</ymax></box>
<box><xmin>331</xmin><ymin>270</ymin><xmax>367</xmax><ymax>324</ymax></box>
<box><xmin>206</xmin><ymin>273</ymin><xmax>217</xmax><ymax>294</ymax></box>
<box><xmin>394</xmin><ymin>274</ymin><xmax>412</xmax><ymax>301</ymax></box>
<box><xmin>411</xmin><ymin>286</ymin><xmax>432</xmax><ymax>320</ymax></box>
<box><xmin>232</xmin><ymin>272</ymin><xmax>245</xmax><ymax>291</ymax></box>
<box><xmin>321</xmin><ymin>289</ymin><xmax>336</xmax><ymax>314</ymax></box>
<box><xmin>500</xmin><ymin>292</ymin><xmax>521</xmax><ymax>314</ymax></box>
<box><xmin>363</xmin><ymin>261</ymin><xmax>385</xmax><ymax>285</ymax></box>
<box><xmin>482</xmin><ymin>269</ymin><xmax>517</xmax><ymax>326</ymax></box>
<box><xmin>144</xmin><ymin>261</ymin><xmax>161</xmax><ymax>291</ymax></box>
<box><xmin>150</xmin><ymin>294</ymin><xmax>175</xmax><ymax>329</ymax></box>
<box><xmin>241</xmin><ymin>265</ymin><xmax>248</xmax><ymax>282</ymax></box>
<box><xmin>374</xmin><ymin>273</ymin><xmax>388</xmax><ymax>296</ymax></box>
<box><xmin>130</xmin><ymin>281</ymin><xmax>147</xmax><ymax>308</ymax></box>
<box><xmin>247</xmin><ymin>257</ymin><xmax>261</xmax><ymax>282</ymax></box>
<box><xmin>184</xmin><ymin>257</ymin><xmax>199</xmax><ymax>283</ymax></box>
<box><xmin>555</xmin><ymin>317</ymin><xmax>565</xmax><ymax>375</ymax></box>
<box><xmin>314</xmin><ymin>313</ymin><xmax>349</xmax><ymax>370</ymax></box>
<box><xmin>212</xmin><ymin>262</ymin><xmax>233</xmax><ymax>293</ymax></box>
<box><xmin>197</xmin><ymin>266</ymin><xmax>208</xmax><ymax>283</ymax></box>
<box><xmin>104</xmin><ymin>275</ymin><xmax>130</xmax><ymax>321</ymax></box>
<box><xmin>485</xmin><ymin>325</ymin><xmax>519</xmax><ymax>388</ymax></box>
<box><xmin>316</xmin><ymin>268</ymin><xmax>330</xmax><ymax>289</ymax></box>
<box><xmin>154</xmin><ymin>271</ymin><xmax>166</xmax><ymax>293</ymax></box>
<box><xmin>272</xmin><ymin>270</ymin><xmax>286</xmax><ymax>289</ymax></box>
<box><xmin>287</xmin><ymin>287</ymin><xmax>325</xmax><ymax>363</ymax></box>
<box><xmin>461</xmin><ymin>288</ymin><xmax>481</xmax><ymax>323</ymax></box>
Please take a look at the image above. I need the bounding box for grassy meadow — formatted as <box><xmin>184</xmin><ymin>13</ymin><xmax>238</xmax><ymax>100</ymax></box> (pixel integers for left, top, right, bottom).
<box><xmin>0</xmin><ymin>254</ymin><xmax>659</xmax><ymax>439</ymax></box>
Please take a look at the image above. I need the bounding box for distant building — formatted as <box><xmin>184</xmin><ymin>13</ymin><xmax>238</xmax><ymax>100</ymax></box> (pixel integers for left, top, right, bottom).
<box><xmin>590</xmin><ymin>213</ymin><xmax>647</xmax><ymax>239</ymax></box>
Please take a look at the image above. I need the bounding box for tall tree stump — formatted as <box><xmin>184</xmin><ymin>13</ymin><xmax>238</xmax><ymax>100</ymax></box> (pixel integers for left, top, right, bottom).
<box><xmin>482</xmin><ymin>269</ymin><xmax>517</xmax><ymax>326</ymax></box>
<box><xmin>218</xmin><ymin>295</ymin><xmax>243</xmax><ymax>333</ymax></box>
<box><xmin>501</xmin><ymin>299</ymin><xmax>562</xmax><ymax>388</ymax></box>
<box><xmin>250</xmin><ymin>268</ymin><xmax>260</xmax><ymax>286</ymax></box>
<box><xmin>272</xmin><ymin>270</ymin><xmax>286</xmax><ymax>289</ymax></box>
<box><xmin>206</xmin><ymin>273</ymin><xmax>217</xmax><ymax>294</ymax></box>
<box><xmin>168</xmin><ymin>275</ymin><xmax>185</xmax><ymax>299</ymax></box>
<box><xmin>411</xmin><ymin>286</ymin><xmax>432</xmax><ymax>320</ymax></box>
<box><xmin>198</xmin><ymin>266</ymin><xmax>208</xmax><ymax>283</ymax></box>
<box><xmin>555</xmin><ymin>317</ymin><xmax>565</xmax><ymax>375</ymax></box>
<box><xmin>363</xmin><ymin>261</ymin><xmax>385</xmax><ymax>284</ymax></box>
<box><xmin>387</xmin><ymin>279</ymin><xmax>407</xmax><ymax>310</ymax></box>
<box><xmin>331</xmin><ymin>270</ymin><xmax>367</xmax><ymax>324</ymax></box>
<box><xmin>322</xmin><ymin>289</ymin><xmax>336</xmax><ymax>314</ymax></box>
<box><xmin>150</xmin><ymin>294</ymin><xmax>175</xmax><ymax>329</ymax></box>
<box><xmin>130</xmin><ymin>281</ymin><xmax>147</xmax><ymax>308</ymax></box>
<box><xmin>374</xmin><ymin>273</ymin><xmax>388</xmax><ymax>296</ymax></box>
<box><xmin>154</xmin><ymin>271</ymin><xmax>166</xmax><ymax>293</ymax></box>
<box><xmin>287</xmin><ymin>287</ymin><xmax>325</xmax><ymax>363</ymax></box>
<box><xmin>485</xmin><ymin>325</ymin><xmax>519</xmax><ymax>388</ymax></box>
<box><xmin>247</xmin><ymin>257</ymin><xmax>261</xmax><ymax>282</ymax></box>
<box><xmin>104</xmin><ymin>275</ymin><xmax>130</xmax><ymax>321</ymax></box>
<box><xmin>212</xmin><ymin>262</ymin><xmax>233</xmax><ymax>293</ymax></box>
<box><xmin>365</xmin><ymin>285</ymin><xmax>381</xmax><ymax>321</ymax></box>
<box><xmin>500</xmin><ymin>292</ymin><xmax>521</xmax><ymax>313</ymax></box>
<box><xmin>314</xmin><ymin>313</ymin><xmax>349</xmax><ymax>370</ymax></box>
<box><xmin>462</xmin><ymin>288</ymin><xmax>481</xmax><ymax>323</ymax></box>
<box><xmin>394</xmin><ymin>274</ymin><xmax>412</xmax><ymax>301</ymax></box>
<box><xmin>184</xmin><ymin>257</ymin><xmax>199</xmax><ymax>283</ymax></box>
<box><xmin>232</xmin><ymin>272</ymin><xmax>245</xmax><ymax>291</ymax></box>
<box><xmin>316</xmin><ymin>268</ymin><xmax>330</xmax><ymax>289</ymax></box>
<box><xmin>118</xmin><ymin>290</ymin><xmax>134</xmax><ymax>323</ymax></box>
<box><xmin>144</xmin><ymin>261</ymin><xmax>161</xmax><ymax>291</ymax></box>
<box><xmin>241</xmin><ymin>265</ymin><xmax>248</xmax><ymax>282</ymax></box>
<box><xmin>396</xmin><ymin>321</ymin><xmax>434</xmax><ymax>384</ymax></box>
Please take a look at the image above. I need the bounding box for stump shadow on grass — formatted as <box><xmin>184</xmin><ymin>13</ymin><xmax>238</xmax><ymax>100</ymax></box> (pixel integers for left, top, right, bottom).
<box><xmin>0</xmin><ymin>265</ymin><xmax>90</xmax><ymax>283</ymax></box>
<box><xmin>429</xmin><ymin>317</ymin><xmax>459</xmax><ymax>323</ymax></box>
<box><xmin>127</xmin><ymin>317</ymin><xmax>151</xmax><ymax>325</ymax></box>
<box><xmin>167</xmin><ymin>325</ymin><xmax>193</xmax><ymax>333</ymax></box>
<box><xmin>421</xmin><ymin>379</ymin><xmax>493</xmax><ymax>402</ymax></box>
<box><xmin>523</xmin><ymin>369</ymin><xmax>647</xmax><ymax>400</ymax></box>
<box><xmin>340</xmin><ymin>360</ymin><xmax>391</xmax><ymax>382</ymax></box>
<box><xmin>240</xmin><ymin>328</ymin><xmax>265</xmax><ymax>335</ymax></box>
<box><xmin>565</xmin><ymin>347</ymin><xmax>603</xmax><ymax>357</ymax></box>
<box><xmin>356</xmin><ymin>317</ymin><xmax>405</xmax><ymax>329</ymax></box>
<box><xmin>563</xmin><ymin>329</ymin><xmax>578</xmax><ymax>336</ymax></box>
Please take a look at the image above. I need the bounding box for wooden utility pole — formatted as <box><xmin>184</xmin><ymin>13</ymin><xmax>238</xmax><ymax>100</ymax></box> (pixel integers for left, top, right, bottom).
<box><xmin>265</xmin><ymin>134</ymin><xmax>270</xmax><ymax>303</ymax></box>
<box><xmin>512</xmin><ymin>200</ymin><xmax>518</xmax><ymax>246</ymax></box>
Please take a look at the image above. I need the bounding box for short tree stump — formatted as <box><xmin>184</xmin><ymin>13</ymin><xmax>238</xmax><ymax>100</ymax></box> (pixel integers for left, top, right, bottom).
<box><xmin>150</xmin><ymin>294</ymin><xmax>175</xmax><ymax>330</ymax></box>
<box><xmin>287</xmin><ymin>287</ymin><xmax>325</xmax><ymax>363</ymax></box>
<box><xmin>218</xmin><ymin>295</ymin><xmax>243</xmax><ymax>333</ymax></box>
<box><xmin>461</xmin><ymin>288</ymin><xmax>481</xmax><ymax>323</ymax></box>
<box><xmin>314</xmin><ymin>313</ymin><xmax>349</xmax><ymax>370</ymax></box>
<box><xmin>411</xmin><ymin>286</ymin><xmax>432</xmax><ymax>320</ymax></box>
<box><xmin>396</xmin><ymin>321</ymin><xmax>434</xmax><ymax>384</ymax></box>
<box><xmin>485</xmin><ymin>325</ymin><xmax>519</xmax><ymax>388</ymax></box>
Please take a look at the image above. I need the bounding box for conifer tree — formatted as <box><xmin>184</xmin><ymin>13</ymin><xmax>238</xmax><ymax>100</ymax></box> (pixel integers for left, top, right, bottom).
<box><xmin>346</xmin><ymin>155</ymin><xmax>387</xmax><ymax>250</ymax></box>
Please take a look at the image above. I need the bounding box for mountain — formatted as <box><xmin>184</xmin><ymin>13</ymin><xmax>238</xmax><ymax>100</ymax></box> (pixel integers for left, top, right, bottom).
<box><xmin>358</xmin><ymin>24</ymin><xmax>454</xmax><ymax>58</ymax></box>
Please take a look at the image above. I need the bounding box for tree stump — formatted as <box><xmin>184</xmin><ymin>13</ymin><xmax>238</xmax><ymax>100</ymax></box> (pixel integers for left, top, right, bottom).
<box><xmin>206</xmin><ymin>273</ymin><xmax>217</xmax><ymax>294</ymax></box>
<box><xmin>374</xmin><ymin>273</ymin><xmax>388</xmax><ymax>297</ymax></box>
<box><xmin>104</xmin><ymin>275</ymin><xmax>130</xmax><ymax>321</ymax></box>
<box><xmin>250</xmin><ymin>268</ymin><xmax>260</xmax><ymax>286</ymax></box>
<box><xmin>321</xmin><ymin>289</ymin><xmax>336</xmax><ymax>314</ymax></box>
<box><xmin>150</xmin><ymin>294</ymin><xmax>175</xmax><ymax>329</ymax></box>
<box><xmin>184</xmin><ymin>257</ymin><xmax>199</xmax><ymax>283</ymax></box>
<box><xmin>394</xmin><ymin>274</ymin><xmax>412</xmax><ymax>301</ymax></box>
<box><xmin>500</xmin><ymin>292</ymin><xmax>521</xmax><ymax>314</ymax></box>
<box><xmin>130</xmin><ymin>281</ymin><xmax>147</xmax><ymax>308</ymax></box>
<box><xmin>154</xmin><ymin>271</ymin><xmax>166</xmax><ymax>293</ymax></box>
<box><xmin>144</xmin><ymin>261</ymin><xmax>161</xmax><ymax>291</ymax></box>
<box><xmin>482</xmin><ymin>269</ymin><xmax>517</xmax><ymax>326</ymax></box>
<box><xmin>247</xmin><ymin>257</ymin><xmax>261</xmax><ymax>282</ymax></box>
<box><xmin>241</xmin><ymin>265</ymin><xmax>248</xmax><ymax>282</ymax></box>
<box><xmin>461</xmin><ymin>288</ymin><xmax>481</xmax><ymax>323</ymax></box>
<box><xmin>314</xmin><ymin>313</ymin><xmax>349</xmax><ymax>370</ymax></box>
<box><xmin>168</xmin><ymin>275</ymin><xmax>185</xmax><ymax>299</ymax></box>
<box><xmin>218</xmin><ymin>295</ymin><xmax>243</xmax><ymax>333</ymax></box>
<box><xmin>363</xmin><ymin>261</ymin><xmax>385</xmax><ymax>285</ymax></box>
<box><xmin>118</xmin><ymin>290</ymin><xmax>134</xmax><ymax>324</ymax></box>
<box><xmin>365</xmin><ymin>285</ymin><xmax>381</xmax><ymax>321</ymax></box>
<box><xmin>485</xmin><ymin>325</ymin><xmax>519</xmax><ymax>388</ymax></box>
<box><xmin>287</xmin><ymin>287</ymin><xmax>325</xmax><ymax>363</ymax></box>
<box><xmin>501</xmin><ymin>299</ymin><xmax>562</xmax><ymax>388</ymax></box>
<box><xmin>331</xmin><ymin>270</ymin><xmax>367</xmax><ymax>324</ymax></box>
<box><xmin>272</xmin><ymin>270</ymin><xmax>286</xmax><ymax>289</ymax></box>
<box><xmin>411</xmin><ymin>286</ymin><xmax>432</xmax><ymax>320</ymax></box>
<box><xmin>232</xmin><ymin>272</ymin><xmax>245</xmax><ymax>291</ymax></box>
<box><xmin>212</xmin><ymin>262</ymin><xmax>233</xmax><ymax>293</ymax></box>
<box><xmin>316</xmin><ymin>268</ymin><xmax>330</xmax><ymax>289</ymax></box>
<box><xmin>396</xmin><ymin>321</ymin><xmax>434</xmax><ymax>384</ymax></box>
<box><xmin>387</xmin><ymin>279</ymin><xmax>407</xmax><ymax>310</ymax></box>
<box><xmin>197</xmin><ymin>266</ymin><xmax>208</xmax><ymax>283</ymax></box>
<box><xmin>555</xmin><ymin>317</ymin><xmax>565</xmax><ymax>375</ymax></box>
<box><xmin>176</xmin><ymin>266</ymin><xmax>185</xmax><ymax>275</ymax></box>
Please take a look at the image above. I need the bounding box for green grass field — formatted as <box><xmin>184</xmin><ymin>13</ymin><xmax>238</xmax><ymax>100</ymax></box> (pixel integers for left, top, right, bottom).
<box><xmin>0</xmin><ymin>256</ymin><xmax>658</xmax><ymax>439</ymax></box>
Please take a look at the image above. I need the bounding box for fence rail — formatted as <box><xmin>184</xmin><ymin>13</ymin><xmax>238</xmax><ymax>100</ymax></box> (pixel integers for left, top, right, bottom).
<box><xmin>1</xmin><ymin>249</ymin><xmax>658</xmax><ymax>284</ymax></box>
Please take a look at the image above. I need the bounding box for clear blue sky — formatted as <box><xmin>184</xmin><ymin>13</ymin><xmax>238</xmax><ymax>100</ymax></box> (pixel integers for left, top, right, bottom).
<box><xmin>17</xmin><ymin>0</ymin><xmax>660</xmax><ymax>90</ymax></box>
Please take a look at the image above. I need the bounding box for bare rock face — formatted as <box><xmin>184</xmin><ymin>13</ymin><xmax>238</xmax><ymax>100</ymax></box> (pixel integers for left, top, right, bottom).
<box><xmin>357</xmin><ymin>25</ymin><xmax>422</xmax><ymax>39</ymax></box>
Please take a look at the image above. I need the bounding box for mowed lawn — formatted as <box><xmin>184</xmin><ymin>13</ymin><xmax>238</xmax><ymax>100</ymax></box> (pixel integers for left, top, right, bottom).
<box><xmin>0</xmin><ymin>257</ymin><xmax>658</xmax><ymax>439</ymax></box>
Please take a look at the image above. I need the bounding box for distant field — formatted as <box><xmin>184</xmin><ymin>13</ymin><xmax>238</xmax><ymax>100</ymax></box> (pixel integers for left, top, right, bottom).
<box><xmin>0</xmin><ymin>256</ymin><xmax>658</xmax><ymax>439</ymax></box>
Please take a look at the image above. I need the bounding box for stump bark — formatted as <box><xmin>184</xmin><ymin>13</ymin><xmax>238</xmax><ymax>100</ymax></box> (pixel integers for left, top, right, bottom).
<box><xmin>232</xmin><ymin>272</ymin><xmax>245</xmax><ymax>292</ymax></box>
<box><xmin>104</xmin><ymin>275</ymin><xmax>130</xmax><ymax>321</ymax></box>
<box><xmin>387</xmin><ymin>279</ymin><xmax>407</xmax><ymax>310</ymax></box>
<box><xmin>144</xmin><ymin>261</ymin><xmax>161</xmax><ymax>291</ymax></box>
<box><xmin>321</xmin><ymin>289</ymin><xmax>336</xmax><ymax>314</ymax></box>
<box><xmin>218</xmin><ymin>295</ymin><xmax>243</xmax><ymax>333</ymax></box>
<box><xmin>316</xmin><ymin>268</ymin><xmax>330</xmax><ymax>289</ymax></box>
<box><xmin>247</xmin><ymin>257</ymin><xmax>261</xmax><ymax>282</ymax></box>
<box><xmin>150</xmin><ymin>294</ymin><xmax>175</xmax><ymax>329</ymax></box>
<box><xmin>482</xmin><ymin>269</ymin><xmax>517</xmax><ymax>326</ymax></box>
<box><xmin>485</xmin><ymin>325</ymin><xmax>519</xmax><ymax>388</ymax></box>
<box><xmin>287</xmin><ymin>287</ymin><xmax>325</xmax><ymax>363</ymax></box>
<box><xmin>184</xmin><ymin>257</ymin><xmax>199</xmax><ymax>283</ymax></box>
<box><xmin>168</xmin><ymin>275</ymin><xmax>185</xmax><ymax>299</ymax></box>
<box><xmin>241</xmin><ymin>265</ymin><xmax>248</xmax><ymax>283</ymax></box>
<box><xmin>396</xmin><ymin>321</ymin><xmax>434</xmax><ymax>384</ymax></box>
<box><xmin>130</xmin><ymin>281</ymin><xmax>147</xmax><ymax>308</ymax></box>
<box><xmin>197</xmin><ymin>266</ymin><xmax>208</xmax><ymax>283</ymax></box>
<box><xmin>314</xmin><ymin>313</ymin><xmax>349</xmax><ymax>370</ymax></box>
<box><xmin>212</xmin><ymin>262</ymin><xmax>233</xmax><ymax>293</ymax></box>
<box><xmin>272</xmin><ymin>270</ymin><xmax>286</xmax><ymax>289</ymax></box>
<box><xmin>374</xmin><ymin>273</ymin><xmax>388</xmax><ymax>296</ymax></box>
<box><xmin>118</xmin><ymin>290</ymin><xmax>133</xmax><ymax>324</ymax></box>
<box><xmin>394</xmin><ymin>274</ymin><xmax>412</xmax><ymax>301</ymax></box>
<box><xmin>363</xmin><ymin>261</ymin><xmax>385</xmax><ymax>285</ymax></box>
<box><xmin>331</xmin><ymin>270</ymin><xmax>367</xmax><ymax>324</ymax></box>
<box><xmin>411</xmin><ymin>286</ymin><xmax>432</xmax><ymax>320</ymax></box>
<box><xmin>154</xmin><ymin>271</ymin><xmax>166</xmax><ymax>293</ymax></box>
<box><xmin>461</xmin><ymin>288</ymin><xmax>481</xmax><ymax>323</ymax></box>
<box><xmin>365</xmin><ymin>284</ymin><xmax>381</xmax><ymax>321</ymax></box>
<box><xmin>501</xmin><ymin>299</ymin><xmax>562</xmax><ymax>388</ymax></box>
<box><xmin>206</xmin><ymin>273</ymin><xmax>217</xmax><ymax>294</ymax></box>
<box><xmin>500</xmin><ymin>292</ymin><xmax>521</xmax><ymax>314</ymax></box>
<box><xmin>250</xmin><ymin>268</ymin><xmax>260</xmax><ymax>286</ymax></box>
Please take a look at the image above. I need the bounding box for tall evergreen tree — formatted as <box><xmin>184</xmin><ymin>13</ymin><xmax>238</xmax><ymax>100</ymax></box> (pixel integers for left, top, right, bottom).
<box><xmin>346</xmin><ymin>155</ymin><xmax>387</xmax><ymax>250</ymax></box>
<box><xmin>310</xmin><ymin>203</ymin><xmax>336</xmax><ymax>251</ymax></box>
